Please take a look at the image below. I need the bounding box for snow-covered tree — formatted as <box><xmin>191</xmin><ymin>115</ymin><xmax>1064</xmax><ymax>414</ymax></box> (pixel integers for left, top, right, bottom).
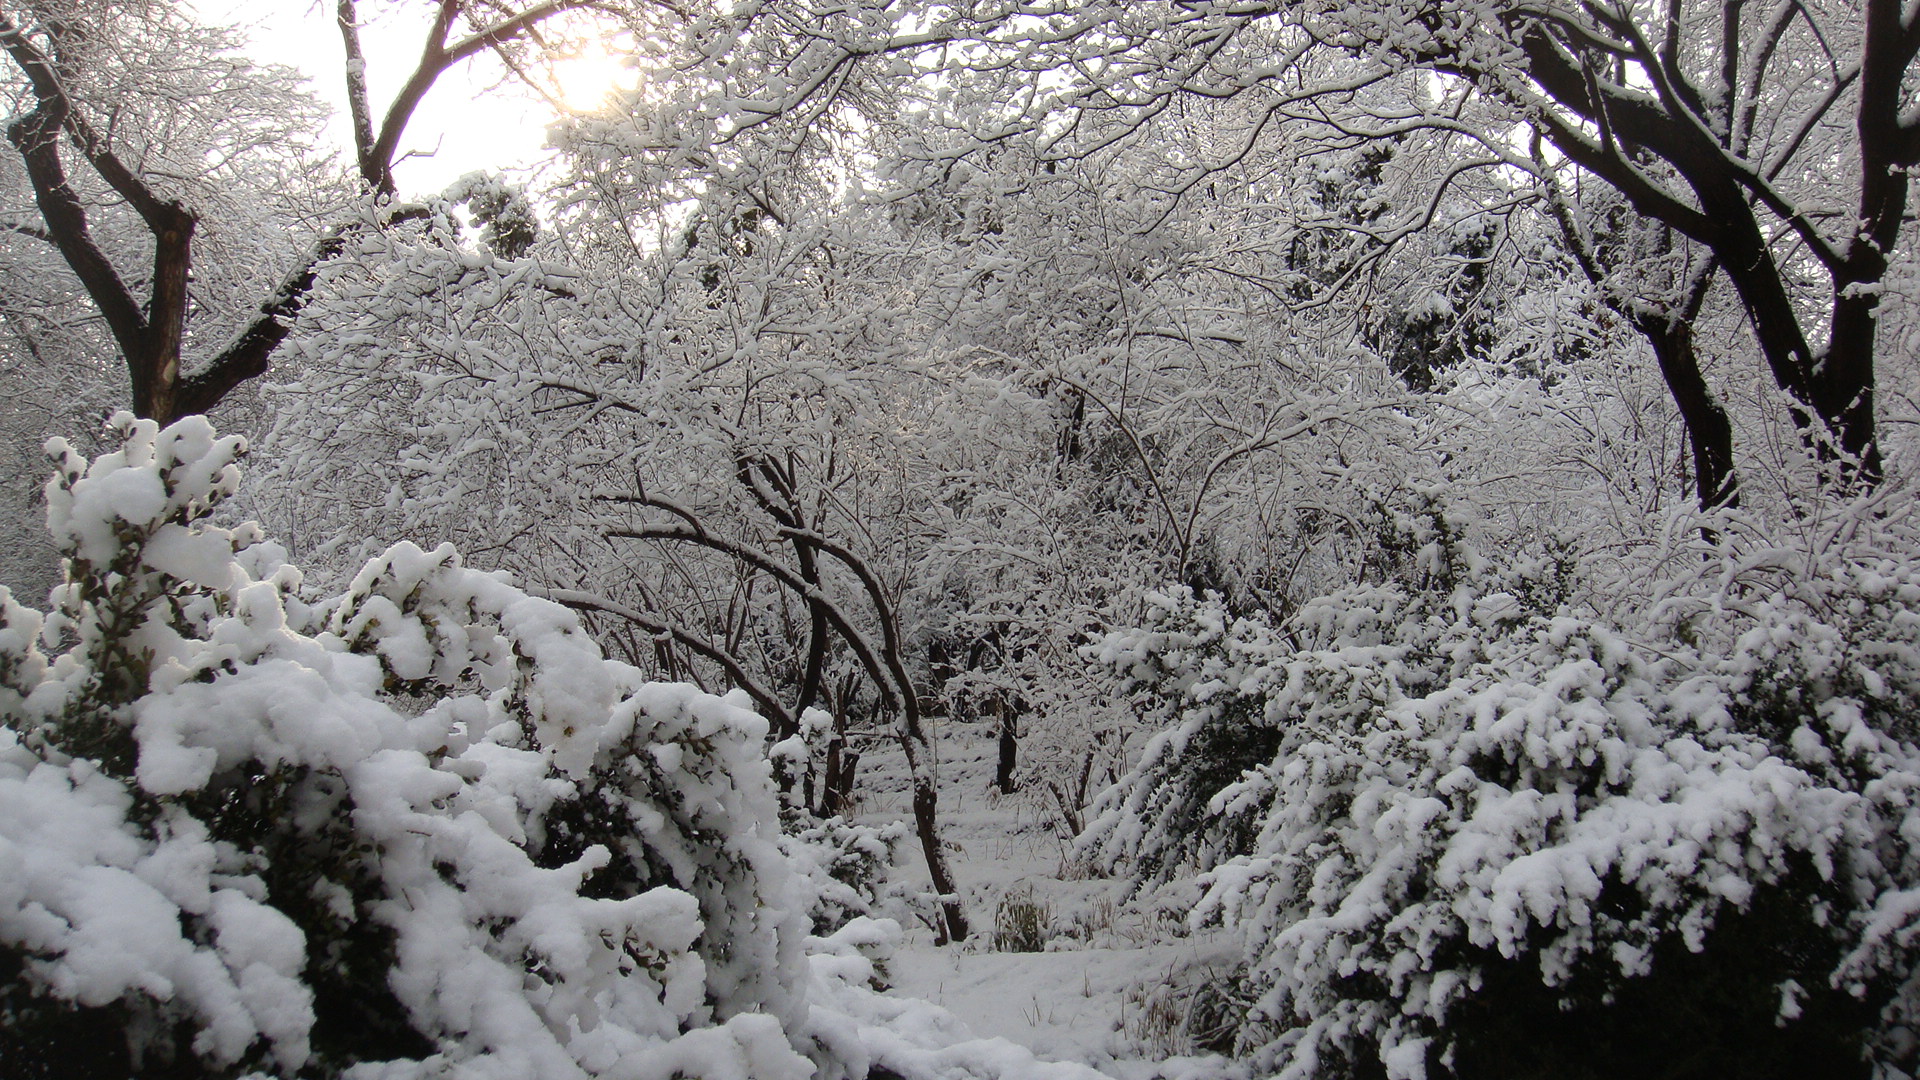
<box><xmin>0</xmin><ymin>0</ymin><xmax>687</xmax><ymax>424</ymax></box>
<box><xmin>651</xmin><ymin>0</ymin><xmax>1917</xmax><ymax>497</ymax></box>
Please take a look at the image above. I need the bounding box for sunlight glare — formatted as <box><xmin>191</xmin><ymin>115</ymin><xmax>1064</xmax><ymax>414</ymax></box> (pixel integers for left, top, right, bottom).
<box><xmin>547</xmin><ymin>39</ymin><xmax>637</xmax><ymax>114</ymax></box>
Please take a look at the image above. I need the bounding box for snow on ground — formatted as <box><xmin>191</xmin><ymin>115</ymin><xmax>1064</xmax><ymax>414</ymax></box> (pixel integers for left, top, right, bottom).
<box><xmin>840</xmin><ymin>722</ymin><xmax>1238</xmax><ymax>1080</ymax></box>
<box><xmin>885</xmin><ymin>943</ymin><xmax>1207</xmax><ymax>1066</ymax></box>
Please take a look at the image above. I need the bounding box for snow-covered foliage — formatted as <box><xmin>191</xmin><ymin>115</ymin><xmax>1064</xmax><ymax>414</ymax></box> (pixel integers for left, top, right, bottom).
<box><xmin>0</xmin><ymin>413</ymin><xmax>816</xmax><ymax>1078</ymax></box>
<box><xmin>782</xmin><ymin>817</ymin><xmax>911</xmax><ymax>937</ymax></box>
<box><xmin>1085</xmin><ymin>493</ymin><xmax>1920</xmax><ymax>1079</ymax></box>
<box><xmin>443</xmin><ymin>172</ymin><xmax>539</xmax><ymax>258</ymax></box>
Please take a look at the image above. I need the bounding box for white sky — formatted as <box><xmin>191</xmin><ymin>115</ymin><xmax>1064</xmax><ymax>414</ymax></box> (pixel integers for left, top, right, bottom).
<box><xmin>193</xmin><ymin>1</ymin><xmax>593</xmax><ymax>195</ymax></box>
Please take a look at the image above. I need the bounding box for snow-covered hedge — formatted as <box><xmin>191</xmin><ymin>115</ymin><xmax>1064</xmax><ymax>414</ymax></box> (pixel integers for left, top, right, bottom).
<box><xmin>0</xmin><ymin>414</ymin><xmax>814</xmax><ymax>1078</ymax></box>
<box><xmin>1084</xmin><ymin>502</ymin><xmax>1920</xmax><ymax>1080</ymax></box>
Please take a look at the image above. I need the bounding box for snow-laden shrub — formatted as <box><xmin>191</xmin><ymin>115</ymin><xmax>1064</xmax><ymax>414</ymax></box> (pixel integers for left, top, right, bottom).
<box><xmin>781</xmin><ymin>817</ymin><xmax>909</xmax><ymax>937</ymax></box>
<box><xmin>1085</xmin><ymin>501</ymin><xmax>1573</xmax><ymax>893</ymax></box>
<box><xmin>1083</xmin><ymin>504</ymin><xmax>1920</xmax><ymax>1080</ymax></box>
<box><xmin>0</xmin><ymin>413</ymin><xmax>813</xmax><ymax>1079</ymax></box>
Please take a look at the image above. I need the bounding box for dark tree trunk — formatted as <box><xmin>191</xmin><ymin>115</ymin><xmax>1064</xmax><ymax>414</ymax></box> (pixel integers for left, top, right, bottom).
<box><xmin>1639</xmin><ymin>317</ymin><xmax>1738</xmax><ymax>510</ymax></box>
<box><xmin>817</xmin><ymin>706</ymin><xmax>859</xmax><ymax>820</ymax></box>
<box><xmin>994</xmin><ymin>699</ymin><xmax>1018</xmax><ymax>795</ymax></box>
<box><xmin>909</xmin><ymin>771</ymin><xmax>969</xmax><ymax>943</ymax></box>
<box><xmin>1502</xmin><ymin>3</ymin><xmax>1920</xmax><ymax>493</ymax></box>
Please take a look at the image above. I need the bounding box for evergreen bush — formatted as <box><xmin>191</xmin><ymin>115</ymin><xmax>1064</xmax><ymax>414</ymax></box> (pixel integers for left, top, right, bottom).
<box><xmin>1083</xmin><ymin>497</ymin><xmax>1920</xmax><ymax>1079</ymax></box>
<box><xmin>0</xmin><ymin>414</ymin><xmax>815</xmax><ymax>1079</ymax></box>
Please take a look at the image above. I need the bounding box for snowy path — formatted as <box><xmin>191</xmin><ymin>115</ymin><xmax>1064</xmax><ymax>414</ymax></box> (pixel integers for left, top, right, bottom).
<box><xmin>841</xmin><ymin>725</ymin><xmax>1233</xmax><ymax>1080</ymax></box>
<box><xmin>887</xmin><ymin>942</ymin><xmax>1193</xmax><ymax>1065</ymax></box>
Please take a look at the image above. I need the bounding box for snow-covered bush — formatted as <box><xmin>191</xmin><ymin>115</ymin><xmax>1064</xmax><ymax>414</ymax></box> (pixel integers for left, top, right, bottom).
<box><xmin>1084</xmin><ymin>497</ymin><xmax>1920</xmax><ymax>1080</ymax></box>
<box><xmin>1085</xmin><ymin>498</ymin><xmax>1572</xmax><ymax>893</ymax></box>
<box><xmin>0</xmin><ymin>413</ymin><xmax>814</xmax><ymax>1079</ymax></box>
<box><xmin>781</xmin><ymin>817</ymin><xmax>909</xmax><ymax>937</ymax></box>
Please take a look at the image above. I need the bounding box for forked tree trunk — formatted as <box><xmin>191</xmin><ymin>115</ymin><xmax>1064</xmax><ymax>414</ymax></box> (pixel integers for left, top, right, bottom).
<box><xmin>1508</xmin><ymin>3</ymin><xmax>1913</xmax><ymax>492</ymax></box>
<box><xmin>1</xmin><ymin>2</ymin><xmax>603</xmax><ymax>424</ymax></box>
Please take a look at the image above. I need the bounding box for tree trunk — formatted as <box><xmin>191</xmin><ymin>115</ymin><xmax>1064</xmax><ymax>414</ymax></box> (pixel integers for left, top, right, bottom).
<box><xmin>1508</xmin><ymin>10</ymin><xmax>1908</xmax><ymax>494</ymax></box>
<box><xmin>907</xmin><ymin>766</ymin><xmax>969</xmax><ymax>943</ymax></box>
<box><xmin>994</xmin><ymin>698</ymin><xmax>1018</xmax><ymax>795</ymax></box>
<box><xmin>1819</xmin><ymin>293</ymin><xmax>1883</xmax><ymax>485</ymax></box>
<box><xmin>1639</xmin><ymin>317</ymin><xmax>1738</xmax><ymax>510</ymax></box>
<box><xmin>895</xmin><ymin>694</ymin><xmax>969</xmax><ymax>942</ymax></box>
